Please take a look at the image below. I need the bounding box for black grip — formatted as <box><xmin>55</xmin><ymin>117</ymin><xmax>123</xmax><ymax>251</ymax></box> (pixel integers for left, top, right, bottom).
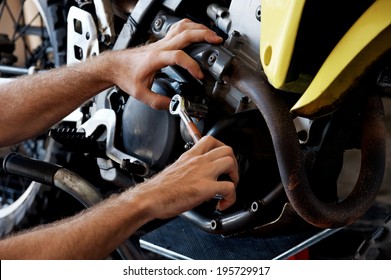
<box><xmin>2</xmin><ymin>153</ymin><xmax>61</xmax><ymax>186</ymax></box>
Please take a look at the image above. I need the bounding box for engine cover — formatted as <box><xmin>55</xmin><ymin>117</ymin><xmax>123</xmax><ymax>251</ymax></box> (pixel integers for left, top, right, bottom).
<box><xmin>121</xmin><ymin>80</ymin><xmax>179</xmax><ymax>170</ymax></box>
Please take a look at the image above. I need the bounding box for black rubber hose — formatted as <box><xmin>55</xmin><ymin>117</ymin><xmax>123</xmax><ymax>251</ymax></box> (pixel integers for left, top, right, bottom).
<box><xmin>2</xmin><ymin>153</ymin><xmax>61</xmax><ymax>186</ymax></box>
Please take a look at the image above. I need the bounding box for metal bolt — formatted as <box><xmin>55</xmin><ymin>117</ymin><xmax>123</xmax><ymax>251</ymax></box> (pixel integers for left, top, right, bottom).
<box><xmin>240</xmin><ymin>95</ymin><xmax>250</xmax><ymax>104</ymax></box>
<box><xmin>99</xmin><ymin>34</ymin><xmax>111</xmax><ymax>45</ymax></box>
<box><xmin>208</xmin><ymin>53</ymin><xmax>218</xmax><ymax>66</ymax></box>
<box><xmin>154</xmin><ymin>18</ymin><xmax>164</xmax><ymax>31</ymax></box>
<box><xmin>251</xmin><ymin>201</ymin><xmax>259</xmax><ymax>213</ymax></box>
<box><xmin>232</xmin><ymin>30</ymin><xmax>241</xmax><ymax>37</ymax></box>
<box><xmin>255</xmin><ymin>6</ymin><xmax>261</xmax><ymax>22</ymax></box>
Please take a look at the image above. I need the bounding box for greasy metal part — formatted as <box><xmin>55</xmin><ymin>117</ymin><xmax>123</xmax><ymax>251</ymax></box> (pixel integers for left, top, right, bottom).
<box><xmin>152</xmin><ymin>14</ymin><xmax>235</xmax><ymax>81</ymax></box>
<box><xmin>93</xmin><ymin>0</ymin><xmax>115</xmax><ymax>44</ymax></box>
<box><xmin>151</xmin><ymin>14</ymin><xmax>181</xmax><ymax>39</ymax></box>
<box><xmin>96</xmin><ymin>158</ymin><xmax>135</xmax><ymax>189</ymax></box>
<box><xmin>113</xmin><ymin>15</ymin><xmax>137</xmax><ymax>50</ymax></box>
<box><xmin>255</xmin><ymin>6</ymin><xmax>261</xmax><ymax>22</ymax></box>
<box><xmin>207</xmin><ymin>3</ymin><xmax>231</xmax><ymax>34</ymax></box>
<box><xmin>293</xmin><ymin>116</ymin><xmax>313</xmax><ymax>144</ymax></box>
<box><xmin>185</xmin><ymin>43</ymin><xmax>235</xmax><ymax>81</ymax></box>
<box><xmin>180</xmin><ymin>211</ymin><xmax>214</xmax><ymax>232</ymax></box>
<box><xmin>181</xmin><ymin>184</ymin><xmax>285</xmax><ymax>235</ymax></box>
<box><xmin>114</xmin><ymin>0</ymin><xmax>162</xmax><ymax>50</ymax></box>
<box><xmin>225</xmin><ymin>59</ymin><xmax>386</xmax><ymax>228</ymax></box>
<box><xmin>224</xmin><ymin>0</ymin><xmax>262</xmax><ymax>71</ymax></box>
<box><xmin>53</xmin><ymin>168</ymin><xmax>101</xmax><ymax>208</ymax></box>
<box><xmin>209</xmin><ymin>186</ymin><xmax>284</xmax><ymax>235</ymax></box>
<box><xmin>79</xmin><ymin>109</ymin><xmax>149</xmax><ymax>176</ymax></box>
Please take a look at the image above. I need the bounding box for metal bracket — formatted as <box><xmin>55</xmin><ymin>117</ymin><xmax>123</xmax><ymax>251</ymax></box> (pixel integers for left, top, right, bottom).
<box><xmin>78</xmin><ymin>109</ymin><xmax>149</xmax><ymax>176</ymax></box>
<box><xmin>67</xmin><ymin>6</ymin><xmax>100</xmax><ymax>64</ymax></box>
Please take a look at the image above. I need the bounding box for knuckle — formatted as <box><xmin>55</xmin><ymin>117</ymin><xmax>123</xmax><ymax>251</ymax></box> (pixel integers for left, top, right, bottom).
<box><xmin>223</xmin><ymin>145</ymin><xmax>235</xmax><ymax>155</ymax></box>
<box><xmin>172</xmin><ymin>49</ymin><xmax>184</xmax><ymax>57</ymax></box>
<box><xmin>149</xmin><ymin>99</ymin><xmax>160</xmax><ymax>110</ymax></box>
<box><xmin>172</xmin><ymin>50</ymin><xmax>186</xmax><ymax>63</ymax></box>
<box><xmin>132</xmin><ymin>87</ymin><xmax>143</xmax><ymax>99</ymax></box>
<box><xmin>179</xmin><ymin>29</ymin><xmax>194</xmax><ymax>39</ymax></box>
<box><xmin>225</xmin><ymin>156</ymin><xmax>236</xmax><ymax>167</ymax></box>
<box><xmin>170</xmin><ymin>20</ymin><xmax>187</xmax><ymax>33</ymax></box>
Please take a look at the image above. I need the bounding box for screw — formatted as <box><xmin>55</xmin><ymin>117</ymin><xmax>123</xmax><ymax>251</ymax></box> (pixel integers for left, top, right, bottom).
<box><xmin>208</xmin><ymin>53</ymin><xmax>218</xmax><ymax>66</ymax></box>
<box><xmin>232</xmin><ymin>30</ymin><xmax>241</xmax><ymax>37</ymax></box>
<box><xmin>154</xmin><ymin>18</ymin><xmax>164</xmax><ymax>31</ymax></box>
<box><xmin>255</xmin><ymin>6</ymin><xmax>261</xmax><ymax>22</ymax></box>
<box><xmin>99</xmin><ymin>34</ymin><xmax>111</xmax><ymax>45</ymax></box>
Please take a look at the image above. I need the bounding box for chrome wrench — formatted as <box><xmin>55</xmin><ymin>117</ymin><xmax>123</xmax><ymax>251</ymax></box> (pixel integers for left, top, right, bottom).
<box><xmin>169</xmin><ymin>94</ymin><xmax>202</xmax><ymax>143</ymax></box>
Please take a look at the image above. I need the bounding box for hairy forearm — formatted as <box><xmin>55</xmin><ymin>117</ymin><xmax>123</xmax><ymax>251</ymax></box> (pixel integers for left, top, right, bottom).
<box><xmin>0</xmin><ymin>53</ymin><xmax>116</xmax><ymax>146</ymax></box>
<box><xmin>0</xmin><ymin>189</ymin><xmax>152</xmax><ymax>259</ymax></box>
<box><xmin>0</xmin><ymin>135</ymin><xmax>238</xmax><ymax>259</ymax></box>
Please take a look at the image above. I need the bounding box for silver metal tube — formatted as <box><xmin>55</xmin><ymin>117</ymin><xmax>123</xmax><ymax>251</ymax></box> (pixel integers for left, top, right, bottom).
<box><xmin>53</xmin><ymin>168</ymin><xmax>102</xmax><ymax>208</ymax></box>
<box><xmin>0</xmin><ymin>65</ymin><xmax>29</xmax><ymax>76</ymax></box>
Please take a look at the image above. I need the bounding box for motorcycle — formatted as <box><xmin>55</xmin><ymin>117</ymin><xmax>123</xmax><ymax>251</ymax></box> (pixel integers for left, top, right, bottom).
<box><xmin>1</xmin><ymin>0</ymin><xmax>390</xmax><ymax>258</ymax></box>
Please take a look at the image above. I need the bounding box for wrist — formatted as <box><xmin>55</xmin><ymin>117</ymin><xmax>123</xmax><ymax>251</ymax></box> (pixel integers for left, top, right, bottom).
<box><xmin>120</xmin><ymin>185</ymin><xmax>156</xmax><ymax>228</ymax></box>
<box><xmin>83</xmin><ymin>50</ymin><xmax>118</xmax><ymax>89</ymax></box>
<box><xmin>97</xmin><ymin>49</ymin><xmax>129</xmax><ymax>87</ymax></box>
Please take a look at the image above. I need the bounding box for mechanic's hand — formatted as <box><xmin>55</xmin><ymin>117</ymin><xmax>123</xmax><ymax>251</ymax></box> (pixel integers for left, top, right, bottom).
<box><xmin>134</xmin><ymin>136</ymin><xmax>239</xmax><ymax>220</ymax></box>
<box><xmin>109</xmin><ymin>18</ymin><xmax>223</xmax><ymax>110</ymax></box>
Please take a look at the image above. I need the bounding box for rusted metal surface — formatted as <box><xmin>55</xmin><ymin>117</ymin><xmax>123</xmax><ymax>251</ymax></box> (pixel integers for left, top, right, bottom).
<box><xmin>225</xmin><ymin>59</ymin><xmax>386</xmax><ymax>228</ymax></box>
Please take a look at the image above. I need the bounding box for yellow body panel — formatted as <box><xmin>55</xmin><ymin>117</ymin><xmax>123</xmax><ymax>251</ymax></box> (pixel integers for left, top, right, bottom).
<box><xmin>291</xmin><ymin>0</ymin><xmax>391</xmax><ymax>118</ymax></box>
<box><xmin>260</xmin><ymin>0</ymin><xmax>306</xmax><ymax>89</ymax></box>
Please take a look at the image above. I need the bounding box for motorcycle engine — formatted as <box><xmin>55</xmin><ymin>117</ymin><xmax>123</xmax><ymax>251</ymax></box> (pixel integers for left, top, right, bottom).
<box><xmin>55</xmin><ymin>0</ymin><xmax>389</xmax><ymax>236</ymax></box>
<box><xmin>116</xmin><ymin>0</ymin><xmax>287</xmax><ymax>234</ymax></box>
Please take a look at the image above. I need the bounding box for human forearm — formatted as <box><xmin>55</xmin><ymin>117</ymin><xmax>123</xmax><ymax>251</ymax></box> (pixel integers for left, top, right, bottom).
<box><xmin>0</xmin><ymin>189</ymin><xmax>152</xmax><ymax>259</ymax></box>
<box><xmin>0</xmin><ymin>19</ymin><xmax>222</xmax><ymax>147</ymax></box>
<box><xmin>0</xmin><ymin>54</ymin><xmax>115</xmax><ymax>146</ymax></box>
<box><xmin>0</xmin><ymin>136</ymin><xmax>238</xmax><ymax>259</ymax></box>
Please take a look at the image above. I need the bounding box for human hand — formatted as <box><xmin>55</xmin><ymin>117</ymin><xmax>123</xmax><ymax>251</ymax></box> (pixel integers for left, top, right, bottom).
<box><xmin>134</xmin><ymin>136</ymin><xmax>239</xmax><ymax>220</ymax></box>
<box><xmin>109</xmin><ymin>18</ymin><xmax>223</xmax><ymax>110</ymax></box>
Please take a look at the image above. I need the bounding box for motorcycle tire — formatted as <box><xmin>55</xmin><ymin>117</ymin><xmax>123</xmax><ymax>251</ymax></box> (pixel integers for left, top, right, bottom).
<box><xmin>0</xmin><ymin>0</ymin><xmax>67</xmax><ymax>236</ymax></box>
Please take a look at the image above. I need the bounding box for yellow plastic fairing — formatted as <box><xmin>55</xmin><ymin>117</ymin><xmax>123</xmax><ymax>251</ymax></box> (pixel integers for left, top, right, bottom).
<box><xmin>260</xmin><ymin>0</ymin><xmax>306</xmax><ymax>89</ymax></box>
<box><xmin>291</xmin><ymin>0</ymin><xmax>391</xmax><ymax>118</ymax></box>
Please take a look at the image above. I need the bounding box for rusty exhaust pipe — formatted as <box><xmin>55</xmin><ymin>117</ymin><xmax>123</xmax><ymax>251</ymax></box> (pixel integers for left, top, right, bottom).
<box><xmin>224</xmin><ymin>59</ymin><xmax>385</xmax><ymax>228</ymax></box>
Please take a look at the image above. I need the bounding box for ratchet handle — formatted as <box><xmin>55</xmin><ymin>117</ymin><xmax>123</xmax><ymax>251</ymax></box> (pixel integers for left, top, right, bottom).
<box><xmin>185</xmin><ymin>122</ymin><xmax>202</xmax><ymax>143</ymax></box>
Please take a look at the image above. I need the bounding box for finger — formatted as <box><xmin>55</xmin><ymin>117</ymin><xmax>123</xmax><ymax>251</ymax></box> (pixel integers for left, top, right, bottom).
<box><xmin>188</xmin><ymin>144</ymin><xmax>239</xmax><ymax>186</ymax></box>
<box><xmin>214</xmin><ymin>181</ymin><xmax>237</xmax><ymax>210</ymax></box>
<box><xmin>136</xmin><ymin>88</ymin><xmax>171</xmax><ymax>110</ymax></box>
<box><xmin>156</xmin><ymin>50</ymin><xmax>204</xmax><ymax>79</ymax></box>
<box><xmin>164</xmin><ymin>29</ymin><xmax>223</xmax><ymax>50</ymax></box>
<box><xmin>190</xmin><ymin>135</ymin><xmax>227</xmax><ymax>155</ymax></box>
<box><xmin>144</xmin><ymin>49</ymin><xmax>203</xmax><ymax>80</ymax></box>
<box><xmin>165</xmin><ymin>19</ymin><xmax>217</xmax><ymax>40</ymax></box>
<box><xmin>210</xmin><ymin>155</ymin><xmax>239</xmax><ymax>186</ymax></box>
